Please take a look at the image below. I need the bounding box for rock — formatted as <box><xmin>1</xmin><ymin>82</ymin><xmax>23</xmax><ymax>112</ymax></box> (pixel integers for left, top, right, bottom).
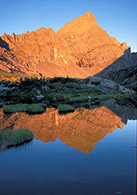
<box><xmin>99</xmin><ymin>98</ymin><xmax>137</xmax><ymax>123</ymax></box>
<box><xmin>118</xmin><ymin>85</ymin><xmax>134</xmax><ymax>93</ymax></box>
<box><xmin>100</xmin><ymin>98</ymin><xmax>117</xmax><ymax>107</ymax></box>
<box><xmin>87</xmin><ymin>76</ymin><xmax>134</xmax><ymax>94</ymax></box>
<box><xmin>0</xmin><ymin>84</ymin><xmax>5</xmax><ymax>87</ymax></box>
<box><xmin>88</xmin><ymin>76</ymin><xmax>101</xmax><ymax>85</ymax></box>
<box><xmin>0</xmin><ymin>101</ymin><xmax>5</xmax><ymax>107</ymax></box>
<box><xmin>35</xmin><ymin>95</ymin><xmax>44</xmax><ymax>101</ymax></box>
<box><xmin>0</xmin><ymin>11</ymin><xmax>130</xmax><ymax>80</ymax></box>
<box><xmin>125</xmin><ymin>81</ymin><xmax>137</xmax><ymax>91</ymax></box>
<box><xmin>36</xmin><ymin>90</ymin><xmax>41</xmax><ymax>95</ymax></box>
<box><xmin>41</xmin><ymin>85</ymin><xmax>49</xmax><ymax>91</ymax></box>
<box><xmin>0</xmin><ymin>86</ymin><xmax>10</xmax><ymax>91</ymax></box>
<box><xmin>96</xmin><ymin>52</ymin><xmax>137</xmax><ymax>84</ymax></box>
<box><xmin>100</xmin><ymin>79</ymin><xmax>119</xmax><ymax>90</ymax></box>
<box><xmin>123</xmin><ymin>47</ymin><xmax>132</xmax><ymax>62</ymax></box>
<box><xmin>127</xmin><ymin>96</ymin><xmax>137</xmax><ymax>107</ymax></box>
<box><xmin>0</xmin><ymin>141</ymin><xmax>8</xmax><ymax>151</ymax></box>
<box><xmin>88</xmin><ymin>96</ymin><xmax>91</xmax><ymax>102</ymax></box>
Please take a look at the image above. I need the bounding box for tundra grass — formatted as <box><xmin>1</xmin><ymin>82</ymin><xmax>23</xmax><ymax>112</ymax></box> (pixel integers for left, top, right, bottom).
<box><xmin>3</xmin><ymin>103</ymin><xmax>47</xmax><ymax>114</ymax></box>
<box><xmin>0</xmin><ymin>128</ymin><xmax>34</xmax><ymax>150</ymax></box>
<box><xmin>58</xmin><ymin>104</ymin><xmax>75</xmax><ymax>112</ymax></box>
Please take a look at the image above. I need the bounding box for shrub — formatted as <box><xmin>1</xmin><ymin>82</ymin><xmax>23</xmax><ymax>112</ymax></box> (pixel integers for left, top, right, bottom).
<box><xmin>38</xmin><ymin>103</ymin><xmax>47</xmax><ymax>108</ymax></box>
<box><xmin>78</xmin><ymin>84</ymin><xmax>102</xmax><ymax>93</ymax></box>
<box><xmin>26</xmin><ymin>104</ymin><xmax>46</xmax><ymax>114</ymax></box>
<box><xmin>58</xmin><ymin>104</ymin><xmax>75</xmax><ymax>112</ymax></box>
<box><xmin>82</xmin><ymin>78</ymin><xmax>89</xmax><ymax>84</ymax></box>
<box><xmin>3</xmin><ymin>104</ymin><xmax>28</xmax><ymax>113</ymax></box>
<box><xmin>47</xmin><ymin>77</ymin><xmax>81</xmax><ymax>84</ymax></box>
<box><xmin>3</xmin><ymin>103</ymin><xmax>47</xmax><ymax>114</ymax></box>
<box><xmin>18</xmin><ymin>77</ymin><xmax>47</xmax><ymax>91</ymax></box>
<box><xmin>52</xmin><ymin>94</ymin><xmax>65</xmax><ymax>102</ymax></box>
<box><xmin>0</xmin><ymin>129</ymin><xmax>34</xmax><ymax>150</ymax></box>
<box><xmin>69</xmin><ymin>96</ymin><xmax>88</xmax><ymax>102</ymax></box>
<box><xmin>48</xmin><ymin>82</ymin><xmax>63</xmax><ymax>90</ymax></box>
<box><xmin>65</xmin><ymin>82</ymin><xmax>79</xmax><ymax>89</ymax></box>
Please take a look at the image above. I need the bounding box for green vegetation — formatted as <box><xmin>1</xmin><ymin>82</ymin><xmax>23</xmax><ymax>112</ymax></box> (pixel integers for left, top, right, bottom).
<box><xmin>3</xmin><ymin>103</ymin><xmax>47</xmax><ymax>114</ymax></box>
<box><xmin>26</xmin><ymin>104</ymin><xmax>46</xmax><ymax>114</ymax></box>
<box><xmin>90</xmin><ymin>92</ymin><xmax>135</xmax><ymax>100</ymax></box>
<box><xmin>0</xmin><ymin>129</ymin><xmax>34</xmax><ymax>150</ymax></box>
<box><xmin>58</xmin><ymin>104</ymin><xmax>75</xmax><ymax>112</ymax></box>
<box><xmin>0</xmin><ymin>77</ymin><xmax>136</xmax><ymax>113</ymax></box>
<box><xmin>3</xmin><ymin>104</ymin><xmax>28</xmax><ymax>113</ymax></box>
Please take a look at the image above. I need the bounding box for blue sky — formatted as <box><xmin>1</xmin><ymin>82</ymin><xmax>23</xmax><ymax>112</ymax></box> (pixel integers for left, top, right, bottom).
<box><xmin>0</xmin><ymin>0</ymin><xmax>137</xmax><ymax>52</ymax></box>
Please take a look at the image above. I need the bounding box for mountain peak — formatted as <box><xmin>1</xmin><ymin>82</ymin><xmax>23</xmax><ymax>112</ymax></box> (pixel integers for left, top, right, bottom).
<box><xmin>83</xmin><ymin>11</ymin><xmax>96</xmax><ymax>19</ymax></box>
<box><xmin>57</xmin><ymin>11</ymin><xmax>97</xmax><ymax>36</ymax></box>
<box><xmin>0</xmin><ymin>12</ymin><xmax>130</xmax><ymax>80</ymax></box>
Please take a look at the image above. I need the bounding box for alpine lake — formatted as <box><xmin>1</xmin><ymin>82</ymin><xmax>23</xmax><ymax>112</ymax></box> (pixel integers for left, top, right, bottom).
<box><xmin>0</xmin><ymin>102</ymin><xmax>136</xmax><ymax>195</ymax></box>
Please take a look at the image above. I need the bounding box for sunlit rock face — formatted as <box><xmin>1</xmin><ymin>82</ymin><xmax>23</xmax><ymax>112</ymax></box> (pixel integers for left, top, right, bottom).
<box><xmin>0</xmin><ymin>12</ymin><xmax>129</xmax><ymax>80</ymax></box>
<box><xmin>0</xmin><ymin>107</ymin><xmax>125</xmax><ymax>154</ymax></box>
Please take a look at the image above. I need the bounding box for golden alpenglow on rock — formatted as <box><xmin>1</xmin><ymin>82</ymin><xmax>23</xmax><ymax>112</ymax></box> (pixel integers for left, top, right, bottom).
<box><xmin>0</xmin><ymin>12</ymin><xmax>131</xmax><ymax>80</ymax></box>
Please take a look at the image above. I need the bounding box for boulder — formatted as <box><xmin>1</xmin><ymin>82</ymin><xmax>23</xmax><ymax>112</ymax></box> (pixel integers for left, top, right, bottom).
<box><xmin>88</xmin><ymin>76</ymin><xmax>101</xmax><ymax>85</ymax></box>
<box><xmin>35</xmin><ymin>95</ymin><xmax>44</xmax><ymax>101</ymax></box>
<box><xmin>87</xmin><ymin>76</ymin><xmax>134</xmax><ymax>94</ymax></box>
<box><xmin>36</xmin><ymin>90</ymin><xmax>41</xmax><ymax>95</ymax></box>
<box><xmin>41</xmin><ymin>85</ymin><xmax>49</xmax><ymax>91</ymax></box>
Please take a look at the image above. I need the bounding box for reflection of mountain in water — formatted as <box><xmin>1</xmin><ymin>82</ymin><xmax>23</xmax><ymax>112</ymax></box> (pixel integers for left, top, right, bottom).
<box><xmin>0</xmin><ymin>106</ymin><xmax>125</xmax><ymax>154</ymax></box>
<box><xmin>99</xmin><ymin>99</ymin><xmax>137</xmax><ymax>124</ymax></box>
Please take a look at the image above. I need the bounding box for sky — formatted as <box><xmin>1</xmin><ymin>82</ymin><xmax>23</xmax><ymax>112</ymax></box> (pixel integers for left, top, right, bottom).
<box><xmin>0</xmin><ymin>0</ymin><xmax>137</xmax><ymax>52</ymax></box>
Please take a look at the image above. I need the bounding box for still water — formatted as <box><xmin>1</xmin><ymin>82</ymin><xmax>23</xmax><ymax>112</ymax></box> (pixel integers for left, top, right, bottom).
<box><xmin>0</xmin><ymin>107</ymin><xmax>136</xmax><ymax>195</ymax></box>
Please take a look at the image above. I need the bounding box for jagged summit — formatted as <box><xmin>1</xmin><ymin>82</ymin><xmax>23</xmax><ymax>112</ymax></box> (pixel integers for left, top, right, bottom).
<box><xmin>80</xmin><ymin>11</ymin><xmax>97</xmax><ymax>24</ymax></box>
<box><xmin>0</xmin><ymin>11</ymin><xmax>133</xmax><ymax>81</ymax></box>
<box><xmin>57</xmin><ymin>11</ymin><xmax>97</xmax><ymax>35</ymax></box>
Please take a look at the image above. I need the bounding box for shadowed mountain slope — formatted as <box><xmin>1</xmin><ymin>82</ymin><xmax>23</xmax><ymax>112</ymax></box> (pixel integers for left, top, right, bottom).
<box><xmin>96</xmin><ymin>48</ymin><xmax>137</xmax><ymax>85</ymax></box>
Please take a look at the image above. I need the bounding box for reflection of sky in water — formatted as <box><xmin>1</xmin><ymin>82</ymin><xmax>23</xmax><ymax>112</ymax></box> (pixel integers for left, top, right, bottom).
<box><xmin>0</xmin><ymin>120</ymin><xmax>136</xmax><ymax>195</ymax></box>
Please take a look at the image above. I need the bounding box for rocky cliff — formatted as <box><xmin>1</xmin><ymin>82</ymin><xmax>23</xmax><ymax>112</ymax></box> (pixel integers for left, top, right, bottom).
<box><xmin>0</xmin><ymin>11</ymin><xmax>132</xmax><ymax>80</ymax></box>
<box><xmin>96</xmin><ymin>48</ymin><xmax>137</xmax><ymax>85</ymax></box>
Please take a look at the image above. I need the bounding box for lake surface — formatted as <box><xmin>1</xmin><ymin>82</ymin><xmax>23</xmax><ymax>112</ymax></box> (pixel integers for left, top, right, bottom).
<box><xmin>0</xmin><ymin>107</ymin><xmax>136</xmax><ymax>195</ymax></box>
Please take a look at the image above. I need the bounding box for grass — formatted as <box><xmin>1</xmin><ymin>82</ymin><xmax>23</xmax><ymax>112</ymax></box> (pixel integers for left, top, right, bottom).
<box><xmin>26</xmin><ymin>104</ymin><xmax>45</xmax><ymax>114</ymax></box>
<box><xmin>3</xmin><ymin>104</ymin><xmax>28</xmax><ymax>113</ymax></box>
<box><xmin>58</xmin><ymin>104</ymin><xmax>75</xmax><ymax>112</ymax></box>
<box><xmin>65</xmin><ymin>95</ymin><xmax>89</xmax><ymax>103</ymax></box>
<box><xmin>90</xmin><ymin>92</ymin><xmax>135</xmax><ymax>101</ymax></box>
<box><xmin>3</xmin><ymin>103</ymin><xmax>47</xmax><ymax>114</ymax></box>
<box><xmin>0</xmin><ymin>128</ymin><xmax>34</xmax><ymax>150</ymax></box>
<box><xmin>2</xmin><ymin>91</ymin><xmax>136</xmax><ymax>114</ymax></box>
<box><xmin>0</xmin><ymin>77</ymin><xmax>136</xmax><ymax>112</ymax></box>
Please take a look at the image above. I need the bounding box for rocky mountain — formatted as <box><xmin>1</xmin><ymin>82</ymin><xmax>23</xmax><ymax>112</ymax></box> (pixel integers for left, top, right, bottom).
<box><xmin>0</xmin><ymin>11</ymin><xmax>135</xmax><ymax>81</ymax></box>
<box><xmin>96</xmin><ymin>48</ymin><xmax>137</xmax><ymax>86</ymax></box>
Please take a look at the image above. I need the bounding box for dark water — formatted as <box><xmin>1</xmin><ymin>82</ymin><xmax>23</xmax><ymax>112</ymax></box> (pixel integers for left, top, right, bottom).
<box><xmin>0</xmin><ymin>107</ymin><xmax>136</xmax><ymax>195</ymax></box>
